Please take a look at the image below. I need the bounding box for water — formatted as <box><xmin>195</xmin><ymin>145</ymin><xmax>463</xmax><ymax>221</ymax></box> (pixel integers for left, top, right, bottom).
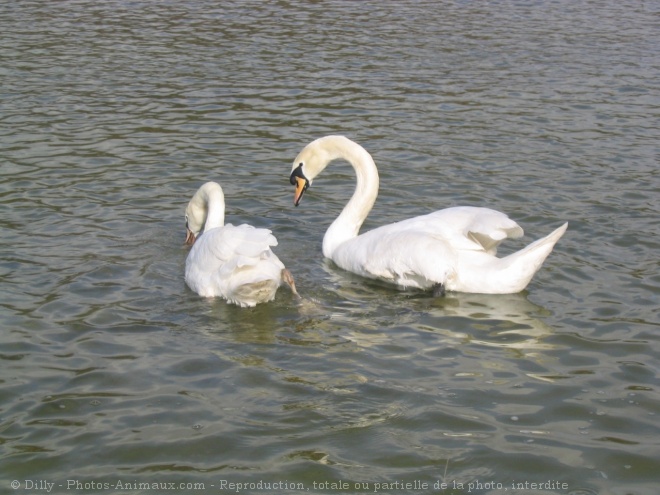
<box><xmin>1</xmin><ymin>1</ymin><xmax>658</xmax><ymax>494</ymax></box>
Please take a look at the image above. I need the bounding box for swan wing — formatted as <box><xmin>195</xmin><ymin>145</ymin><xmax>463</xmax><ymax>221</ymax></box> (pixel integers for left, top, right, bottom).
<box><xmin>330</xmin><ymin>207</ymin><xmax>524</xmax><ymax>289</ymax></box>
<box><xmin>199</xmin><ymin>223</ymin><xmax>278</xmax><ymax>265</ymax></box>
<box><xmin>185</xmin><ymin>223</ymin><xmax>284</xmax><ymax>300</ymax></box>
<box><xmin>440</xmin><ymin>206</ymin><xmax>523</xmax><ymax>254</ymax></box>
<box><xmin>332</xmin><ymin>228</ymin><xmax>456</xmax><ymax>288</ymax></box>
<box><xmin>397</xmin><ymin>207</ymin><xmax>523</xmax><ymax>255</ymax></box>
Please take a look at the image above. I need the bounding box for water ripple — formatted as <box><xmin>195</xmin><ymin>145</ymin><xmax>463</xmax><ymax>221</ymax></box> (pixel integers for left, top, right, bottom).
<box><xmin>1</xmin><ymin>0</ymin><xmax>658</xmax><ymax>492</ymax></box>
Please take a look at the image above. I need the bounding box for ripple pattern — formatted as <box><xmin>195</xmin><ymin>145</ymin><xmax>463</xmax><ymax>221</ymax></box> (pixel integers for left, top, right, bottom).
<box><xmin>1</xmin><ymin>1</ymin><xmax>659</xmax><ymax>493</ymax></box>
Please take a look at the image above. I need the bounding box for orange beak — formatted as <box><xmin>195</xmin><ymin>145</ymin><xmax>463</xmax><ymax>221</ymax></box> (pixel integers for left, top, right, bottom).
<box><xmin>293</xmin><ymin>176</ymin><xmax>307</xmax><ymax>207</ymax></box>
<box><xmin>185</xmin><ymin>228</ymin><xmax>196</xmax><ymax>246</ymax></box>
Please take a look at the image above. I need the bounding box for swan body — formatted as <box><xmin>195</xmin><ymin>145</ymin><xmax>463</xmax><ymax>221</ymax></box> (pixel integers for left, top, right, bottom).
<box><xmin>289</xmin><ymin>136</ymin><xmax>567</xmax><ymax>294</ymax></box>
<box><xmin>184</xmin><ymin>181</ymin><xmax>297</xmax><ymax>306</ymax></box>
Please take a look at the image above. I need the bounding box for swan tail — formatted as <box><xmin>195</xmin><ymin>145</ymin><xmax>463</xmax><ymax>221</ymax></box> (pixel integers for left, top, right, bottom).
<box><xmin>498</xmin><ymin>222</ymin><xmax>568</xmax><ymax>293</ymax></box>
<box><xmin>222</xmin><ymin>260</ymin><xmax>285</xmax><ymax>306</ymax></box>
<box><xmin>229</xmin><ymin>278</ymin><xmax>280</xmax><ymax>307</ymax></box>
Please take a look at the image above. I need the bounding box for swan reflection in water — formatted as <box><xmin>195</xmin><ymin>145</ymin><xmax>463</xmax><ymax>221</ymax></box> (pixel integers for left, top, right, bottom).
<box><xmin>290</xmin><ymin>262</ymin><xmax>560</xmax><ymax>360</ymax></box>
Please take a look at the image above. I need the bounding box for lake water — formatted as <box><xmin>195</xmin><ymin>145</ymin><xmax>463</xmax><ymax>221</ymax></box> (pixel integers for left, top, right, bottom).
<box><xmin>1</xmin><ymin>1</ymin><xmax>658</xmax><ymax>494</ymax></box>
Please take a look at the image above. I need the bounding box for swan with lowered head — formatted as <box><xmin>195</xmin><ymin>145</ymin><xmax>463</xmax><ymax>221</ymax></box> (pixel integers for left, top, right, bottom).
<box><xmin>184</xmin><ymin>181</ymin><xmax>298</xmax><ymax>306</ymax></box>
<box><xmin>289</xmin><ymin>136</ymin><xmax>567</xmax><ymax>295</ymax></box>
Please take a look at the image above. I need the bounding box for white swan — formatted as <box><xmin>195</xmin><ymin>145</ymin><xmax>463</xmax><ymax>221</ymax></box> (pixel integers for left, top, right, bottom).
<box><xmin>289</xmin><ymin>136</ymin><xmax>567</xmax><ymax>295</ymax></box>
<box><xmin>184</xmin><ymin>181</ymin><xmax>298</xmax><ymax>306</ymax></box>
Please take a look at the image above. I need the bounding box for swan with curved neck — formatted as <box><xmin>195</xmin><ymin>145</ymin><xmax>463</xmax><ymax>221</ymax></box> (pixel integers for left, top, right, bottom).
<box><xmin>184</xmin><ymin>181</ymin><xmax>298</xmax><ymax>306</ymax></box>
<box><xmin>289</xmin><ymin>136</ymin><xmax>567</xmax><ymax>294</ymax></box>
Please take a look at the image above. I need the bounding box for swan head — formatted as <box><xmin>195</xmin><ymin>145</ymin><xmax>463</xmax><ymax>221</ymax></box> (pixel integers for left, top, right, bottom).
<box><xmin>290</xmin><ymin>136</ymin><xmax>355</xmax><ymax>206</ymax></box>
<box><xmin>185</xmin><ymin>182</ymin><xmax>225</xmax><ymax>245</ymax></box>
<box><xmin>185</xmin><ymin>201</ymin><xmax>205</xmax><ymax>246</ymax></box>
<box><xmin>289</xmin><ymin>162</ymin><xmax>310</xmax><ymax>207</ymax></box>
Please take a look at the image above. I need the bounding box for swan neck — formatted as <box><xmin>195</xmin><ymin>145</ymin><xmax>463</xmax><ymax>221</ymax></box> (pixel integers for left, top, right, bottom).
<box><xmin>323</xmin><ymin>141</ymin><xmax>379</xmax><ymax>258</ymax></box>
<box><xmin>204</xmin><ymin>193</ymin><xmax>225</xmax><ymax>231</ymax></box>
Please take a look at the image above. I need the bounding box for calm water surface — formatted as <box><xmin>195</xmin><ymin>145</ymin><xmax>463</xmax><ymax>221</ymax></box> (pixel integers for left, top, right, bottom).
<box><xmin>1</xmin><ymin>1</ymin><xmax>659</xmax><ymax>494</ymax></box>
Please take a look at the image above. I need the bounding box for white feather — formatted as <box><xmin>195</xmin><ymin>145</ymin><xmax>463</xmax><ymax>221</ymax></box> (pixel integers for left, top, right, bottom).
<box><xmin>184</xmin><ymin>182</ymin><xmax>296</xmax><ymax>307</ymax></box>
<box><xmin>291</xmin><ymin>136</ymin><xmax>567</xmax><ymax>294</ymax></box>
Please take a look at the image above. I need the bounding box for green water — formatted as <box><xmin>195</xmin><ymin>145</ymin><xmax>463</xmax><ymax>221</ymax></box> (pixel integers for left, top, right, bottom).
<box><xmin>1</xmin><ymin>1</ymin><xmax>658</xmax><ymax>494</ymax></box>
